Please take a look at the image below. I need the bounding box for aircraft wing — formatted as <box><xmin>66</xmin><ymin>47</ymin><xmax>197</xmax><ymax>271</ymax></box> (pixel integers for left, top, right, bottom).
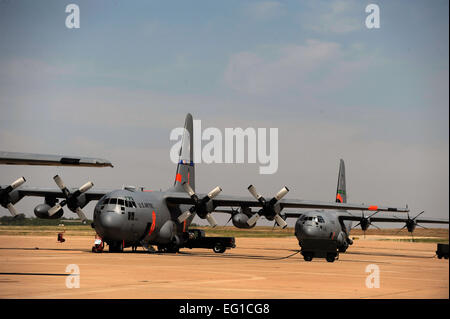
<box><xmin>164</xmin><ymin>192</ymin><xmax>409</xmax><ymax>213</ymax></box>
<box><xmin>0</xmin><ymin>151</ymin><xmax>113</xmax><ymax>167</ymax></box>
<box><xmin>7</xmin><ymin>186</ymin><xmax>110</xmax><ymax>201</ymax></box>
<box><xmin>339</xmin><ymin>214</ymin><xmax>449</xmax><ymax>225</ymax></box>
<box><xmin>280</xmin><ymin>211</ymin><xmax>448</xmax><ymax>225</ymax></box>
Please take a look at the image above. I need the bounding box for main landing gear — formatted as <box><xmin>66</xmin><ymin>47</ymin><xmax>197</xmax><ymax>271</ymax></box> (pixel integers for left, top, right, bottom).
<box><xmin>157</xmin><ymin>244</ymin><xmax>180</xmax><ymax>253</ymax></box>
<box><xmin>108</xmin><ymin>240</ymin><xmax>124</xmax><ymax>253</ymax></box>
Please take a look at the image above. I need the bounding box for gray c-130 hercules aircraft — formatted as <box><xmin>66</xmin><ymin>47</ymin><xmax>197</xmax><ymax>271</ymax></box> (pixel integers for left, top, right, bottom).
<box><xmin>2</xmin><ymin>113</ymin><xmax>443</xmax><ymax>258</ymax></box>
<box><xmin>280</xmin><ymin>159</ymin><xmax>449</xmax><ymax>261</ymax></box>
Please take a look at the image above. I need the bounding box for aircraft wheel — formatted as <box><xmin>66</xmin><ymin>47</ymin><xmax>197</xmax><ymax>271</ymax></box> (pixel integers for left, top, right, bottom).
<box><xmin>437</xmin><ymin>254</ymin><xmax>442</xmax><ymax>259</ymax></box>
<box><xmin>109</xmin><ymin>241</ymin><xmax>123</xmax><ymax>253</ymax></box>
<box><xmin>213</xmin><ymin>243</ymin><xmax>226</xmax><ymax>254</ymax></box>
<box><xmin>326</xmin><ymin>253</ymin><xmax>336</xmax><ymax>262</ymax></box>
<box><xmin>302</xmin><ymin>252</ymin><xmax>313</xmax><ymax>261</ymax></box>
<box><xmin>157</xmin><ymin>245</ymin><xmax>179</xmax><ymax>253</ymax></box>
<box><xmin>157</xmin><ymin>246</ymin><xmax>167</xmax><ymax>253</ymax></box>
<box><xmin>167</xmin><ymin>247</ymin><xmax>179</xmax><ymax>253</ymax></box>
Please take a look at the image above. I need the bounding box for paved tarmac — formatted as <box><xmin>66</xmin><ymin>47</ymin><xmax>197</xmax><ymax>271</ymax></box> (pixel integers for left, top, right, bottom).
<box><xmin>0</xmin><ymin>235</ymin><xmax>447</xmax><ymax>298</ymax></box>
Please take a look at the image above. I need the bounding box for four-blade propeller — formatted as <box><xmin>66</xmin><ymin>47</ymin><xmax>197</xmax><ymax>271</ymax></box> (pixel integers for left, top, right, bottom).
<box><xmin>47</xmin><ymin>175</ymin><xmax>93</xmax><ymax>223</ymax></box>
<box><xmin>395</xmin><ymin>211</ymin><xmax>426</xmax><ymax>241</ymax></box>
<box><xmin>177</xmin><ymin>182</ymin><xmax>222</xmax><ymax>227</ymax></box>
<box><xmin>246</xmin><ymin>185</ymin><xmax>289</xmax><ymax>229</ymax></box>
<box><xmin>352</xmin><ymin>211</ymin><xmax>380</xmax><ymax>238</ymax></box>
<box><xmin>0</xmin><ymin>177</ymin><xmax>26</xmax><ymax>216</ymax></box>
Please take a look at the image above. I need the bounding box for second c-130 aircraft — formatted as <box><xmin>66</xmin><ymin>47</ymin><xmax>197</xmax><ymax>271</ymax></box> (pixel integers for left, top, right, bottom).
<box><xmin>1</xmin><ymin>114</ymin><xmax>447</xmax><ymax>261</ymax></box>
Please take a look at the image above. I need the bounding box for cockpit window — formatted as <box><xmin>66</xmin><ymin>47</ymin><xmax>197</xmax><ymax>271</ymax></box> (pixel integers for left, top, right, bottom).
<box><xmin>317</xmin><ymin>216</ymin><xmax>325</xmax><ymax>223</ymax></box>
<box><xmin>110</xmin><ymin>198</ymin><xmax>117</xmax><ymax>205</ymax></box>
<box><xmin>118</xmin><ymin>199</ymin><xmax>124</xmax><ymax>206</ymax></box>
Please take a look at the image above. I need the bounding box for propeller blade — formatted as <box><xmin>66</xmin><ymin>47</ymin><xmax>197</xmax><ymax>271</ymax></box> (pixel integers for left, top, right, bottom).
<box><xmin>222</xmin><ymin>208</ymin><xmax>239</xmax><ymax>226</ymax></box>
<box><xmin>205</xmin><ymin>213</ymin><xmax>217</xmax><ymax>227</ymax></box>
<box><xmin>395</xmin><ymin>225</ymin><xmax>407</xmax><ymax>235</ymax></box>
<box><xmin>367</xmin><ymin>211</ymin><xmax>378</xmax><ymax>219</ymax></box>
<box><xmin>272</xmin><ymin>221</ymin><xmax>277</xmax><ymax>230</ymax></box>
<box><xmin>274</xmin><ymin>214</ymin><xmax>287</xmax><ymax>229</ymax></box>
<box><xmin>182</xmin><ymin>182</ymin><xmax>196</xmax><ymax>198</ymax></box>
<box><xmin>6</xmin><ymin>203</ymin><xmax>18</xmax><ymax>217</ymax></box>
<box><xmin>224</xmin><ymin>215</ymin><xmax>233</xmax><ymax>227</ymax></box>
<box><xmin>78</xmin><ymin>181</ymin><xmax>94</xmax><ymax>193</ymax></box>
<box><xmin>247</xmin><ymin>213</ymin><xmax>260</xmax><ymax>226</ymax></box>
<box><xmin>372</xmin><ymin>223</ymin><xmax>380</xmax><ymax>230</ymax></box>
<box><xmin>48</xmin><ymin>203</ymin><xmax>63</xmax><ymax>216</ymax></box>
<box><xmin>75</xmin><ymin>207</ymin><xmax>87</xmax><ymax>223</ymax></box>
<box><xmin>412</xmin><ymin>211</ymin><xmax>425</xmax><ymax>220</ymax></box>
<box><xmin>274</xmin><ymin>186</ymin><xmax>289</xmax><ymax>201</ymax></box>
<box><xmin>53</xmin><ymin>175</ymin><xmax>66</xmax><ymax>190</ymax></box>
<box><xmin>11</xmin><ymin>177</ymin><xmax>26</xmax><ymax>189</ymax></box>
<box><xmin>207</xmin><ymin>186</ymin><xmax>222</xmax><ymax>199</ymax></box>
<box><xmin>247</xmin><ymin>185</ymin><xmax>263</xmax><ymax>202</ymax></box>
<box><xmin>352</xmin><ymin>222</ymin><xmax>361</xmax><ymax>229</ymax></box>
<box><xmin>416</xmin><ymin>224</ymin><xmax>427</xmax><ymax>229</ymax></box>
<box><xmin>177</xmin><ymin>210</ymin><xmax>192</xmax><ymax>223</ymax></box>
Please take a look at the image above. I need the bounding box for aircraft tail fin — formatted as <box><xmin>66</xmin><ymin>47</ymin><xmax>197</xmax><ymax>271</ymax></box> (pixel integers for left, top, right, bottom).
<box><xmin>336</xmin><ymin>159</ymin><xmax>347</xmax><ymax>203</ymax></box>
<box><xmin>173</xmin><ymin>113</ymin><xmax>195</xmax><ymax>192</ymax></box>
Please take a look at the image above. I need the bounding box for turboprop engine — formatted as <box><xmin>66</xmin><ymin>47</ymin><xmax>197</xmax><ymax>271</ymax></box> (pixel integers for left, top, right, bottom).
<box><xmin>231</xmin><ymin>207</ymin><xmax>256</xmax><ymax>229</ymax></box>
<box><xmin>34</xmin><ymin>198</ymin><xmax>63</xmax><ymax>219</ymax></box>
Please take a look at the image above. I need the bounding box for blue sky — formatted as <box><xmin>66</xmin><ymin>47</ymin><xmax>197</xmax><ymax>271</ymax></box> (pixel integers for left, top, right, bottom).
<box><xmin>0</xmin><ymin>0</ymin><xmax>448</xmax><ymax>224</ymax></box>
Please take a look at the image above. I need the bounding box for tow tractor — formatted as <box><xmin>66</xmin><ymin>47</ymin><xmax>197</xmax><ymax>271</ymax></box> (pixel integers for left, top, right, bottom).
<box><xmin>300</xmin><ymin>239</ymin><xmax>339</xmax><ymax>262</ymax></box>
<box><xmin>183</xmin><ymin>229</ymin><xmax>236</xmax><ymax>253</ymax></box>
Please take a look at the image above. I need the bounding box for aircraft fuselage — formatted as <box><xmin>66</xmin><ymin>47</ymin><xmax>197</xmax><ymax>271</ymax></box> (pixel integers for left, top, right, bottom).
<box><xmin>93</xmin><ymin>189</ymin><xmax>190</xmax><ymax>249</ymax></box>
<box><xmin>294</xmin><ymin>210</ymin><xmax>353</xmax><ymax>253</ymax></box>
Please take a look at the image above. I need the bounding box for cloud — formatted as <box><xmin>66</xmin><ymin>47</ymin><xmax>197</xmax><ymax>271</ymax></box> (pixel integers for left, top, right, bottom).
<box><xmin>224</xmin><ymin>39</ymin><xmax>371</xmax><ymax>96</ymax></box>
<box><xmin>300</xmin><ymin>0</ymin><xmax>363</xmax><ymax>34</ymax></box>
<box><xmin>243</xmin><ymin>1</ymin><xmax>285</xmax><ymax>20</ymax></box>
<box><xmin>0</xmin><ymin>58</ymin><xmax>75</xmax><ymax>86</ymax></box>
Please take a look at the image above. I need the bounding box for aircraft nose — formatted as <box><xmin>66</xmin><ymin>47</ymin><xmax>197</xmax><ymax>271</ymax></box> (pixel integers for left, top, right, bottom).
<box><xmin>298</xmin><ymin>224</ymin><xmax>316</xmax><ymax>239</ymax></box>
<box><xmin>99</xmin><ymin>211</ymin><xmax>123</xmax><ymax>229</ymax></box>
